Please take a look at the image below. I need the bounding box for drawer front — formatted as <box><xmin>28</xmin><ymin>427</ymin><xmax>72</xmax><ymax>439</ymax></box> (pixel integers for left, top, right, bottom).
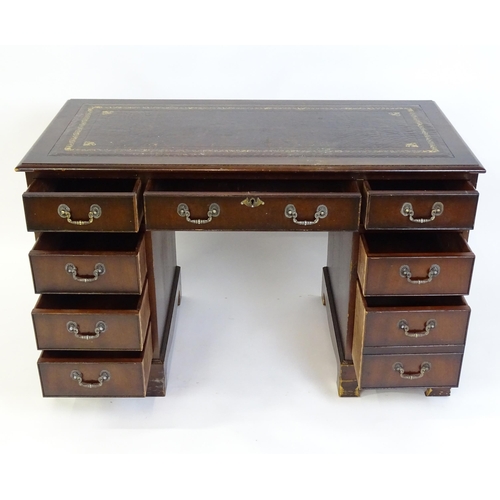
<box><xmin>355</xmin><ymin>284</ymin><xmax>471</xmax><ymax>347</ymax></box>
<box><xmin>23</xmin><ymin>178</ymin><xmax>143</xmax><ymax>232</ymax></box>
<box><xmin>144</xmin><ymin>180</ymin><xmax>361</xmax><ymax>231</ymax></box>
<box><xmin>29</xmin><ymin>232</ymin><xmax>147</xmax><ymax>294</ymax></box>
<box><xmin>32</xmin><ymin>286</ymin><xmax>150</xmax><ymax>351</ymax></box>
<box><xmin>357</xmin><ymin>233</ymin><xmax>475</xmax><ymax>296</ymax></box>
<box><xmin>358</xmin><ymin>353</ymin><xmax>463</xmax><ymax>389</ymax></box>
<box><xmin>363</xmin><ymin>180</ymin><xmax>479</xmax><ymax>230</ymax></box>
<box><xmin>38</xmin><ymin>323</ymin><xmax>153</xmax><ymax>397</ymax></box>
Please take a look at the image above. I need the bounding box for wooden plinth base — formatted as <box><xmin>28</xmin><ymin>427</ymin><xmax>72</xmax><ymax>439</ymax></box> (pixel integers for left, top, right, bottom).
<box><xmin>425</xmin><ymin>387</ymin><xmax>451</xmax><ymax>397</ymax></box>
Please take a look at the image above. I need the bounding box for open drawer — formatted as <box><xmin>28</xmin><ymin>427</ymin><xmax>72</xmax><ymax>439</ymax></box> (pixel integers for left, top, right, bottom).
<box><xmin>144</xmin><ymin>179</ymin><xmax>361</xmax><ymax>231</ymax></box>
<box><xmin>23</xmin><ymin>178</ymin><xmax>143</xmax><ymax>232</ymax></box>
<box><xmin>29</xmin><ymin>231</ymin><xmax>147</xmax><ymax>294</ymax></box>
<box><xmin>357</xmin><ymin>232</ymin><xmax>475</xmax><ymax>296</ymax></box>
<box><xmin>37</xmin><ymin>322</ymin><xmax>153</xmax><ymax>397</ymax></box>
<box><xmin>362</xmin><ymin>179</ymin><xmax>479</xmax><ymax>230</ymax></box>
<box><xmin>353</xmin><ymin>283</ymin><xmax>470</xmax><ymax>348</ymax></box>
<box><xmin>32</xmin><ymin>285</ymin><xmax>150</xmax><ymax>351</ymax></box>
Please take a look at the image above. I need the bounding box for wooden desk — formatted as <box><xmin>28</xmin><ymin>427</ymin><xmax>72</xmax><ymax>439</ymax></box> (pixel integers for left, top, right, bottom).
<box><xmin>17</xmin><ymin>100</ymin><xmax>485</xmax><ymax>397</ymax></box>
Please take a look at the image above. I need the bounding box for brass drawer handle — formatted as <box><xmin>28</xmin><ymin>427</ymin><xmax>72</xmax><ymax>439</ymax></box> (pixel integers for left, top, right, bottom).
<box><xmin>398</xmin><ymin>319</ymin><xmax>436</xmax><ymax>338</ymax></box>
<box><xmin>401</xmin><ymin>202</ymin><xmax>443</xmax><ymax>224</ymax></box>
<box><xmin>285</xmin><ymin>204</ymin><xmax>328</xmax><ymax>226</ymax></box>
<box><xmin>67</xmin><ymin>320</ymin><xmax>106</xmax><ymax>340</ymax></box>
<box><xmin>70</xmin><ymin>370</ymin><xmax>110</xmax><ymax>388</ymax></box>
<box><xmin>400</xmin><ymin>264</ymin><xmax>440</xmax><ymax>284</ymax></box>
<box><xmin>393</xmin><ymin>362</ymin><xmax>431</xmax><ymax>380</ymax></box>
<box><xmin>58</xmin><ymin>203</ymin><xmax>102</xmax><ymax>225</ymax></box>
<box><xmin>65</xmin><ymin>263</ymin><xmax>106</xmax><ymax>282</ymax></box>
<box><xmin>177</xmin><ymin>203</ymin><xmax>220</xmax><ymax>224</ymax></box>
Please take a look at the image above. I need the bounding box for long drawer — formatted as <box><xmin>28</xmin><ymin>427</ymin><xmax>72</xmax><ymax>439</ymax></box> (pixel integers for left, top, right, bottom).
<box><xmin>144</xmin><ymin>179</ymin><xmax>361</xmax><ymax>231</ymax></box>
<box><xmin>38</xmin><ymin>322</ymin><xmax>153</xmax><ymax>397</ymax></box>
<box><xmin>23</xmin><ymin>178</ymin><xmax>143</xmax><ymax>232</ymax></box>
<box><xmin>32</xmin><ymin>285</ymin><xmax>150</xmax><ymax>351</ymax></box>
<box><xmin>29</xmin><ymin>231</ymin><xmax>147</xmax><ymax>294</ymax></box>
<box><xmin>357</xmin><ymin>232</ymin><xmax>475</xmax><ymax>296</ymax></box>
<box><xmin>362</xmin><ymin>180</ymin><xmax>479</xmax><ymax>230</ymax></box>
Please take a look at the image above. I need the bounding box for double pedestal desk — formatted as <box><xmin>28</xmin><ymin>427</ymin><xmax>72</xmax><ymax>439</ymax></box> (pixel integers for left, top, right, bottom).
<box><xmin>17</xmin><ymin>100</ymin><xmax>484</xmax><ymax>398</ymax></box>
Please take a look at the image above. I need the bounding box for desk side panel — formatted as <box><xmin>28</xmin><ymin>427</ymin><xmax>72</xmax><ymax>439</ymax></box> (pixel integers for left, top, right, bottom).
<box><xmin>146</xmin><ymin>231</ymin><xmax>177</xmax><ymax>358</ymax></box>
<box><xmin>326</xmin><ymin>231</ymin><xmax>359</xmax><ymax>361</ymax></box>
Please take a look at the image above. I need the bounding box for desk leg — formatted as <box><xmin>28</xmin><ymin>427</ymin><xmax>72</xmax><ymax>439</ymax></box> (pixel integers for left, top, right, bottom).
<box><xmin>322</xmin><ymin>267</ymin><xmax>360</xmax><ymax>397</ymax></box>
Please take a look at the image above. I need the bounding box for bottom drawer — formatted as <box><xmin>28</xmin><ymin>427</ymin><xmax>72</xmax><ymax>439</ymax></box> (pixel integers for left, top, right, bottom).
<box><xmin>359</xmin><ymin>353</ymin><xmax>463</xmax><ymax>389</ymax></box>
<box><xmin>37</xmin><ymin>322</ymin><xmax>153</xmax><ymax>397</ymax></box>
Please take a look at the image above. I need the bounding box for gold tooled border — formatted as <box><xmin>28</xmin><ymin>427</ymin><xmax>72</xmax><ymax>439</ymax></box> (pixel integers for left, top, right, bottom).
<box><xmin>59</xmin><ymin>104</ymin><xmax>444</xmax><ymax>156</ymax></box>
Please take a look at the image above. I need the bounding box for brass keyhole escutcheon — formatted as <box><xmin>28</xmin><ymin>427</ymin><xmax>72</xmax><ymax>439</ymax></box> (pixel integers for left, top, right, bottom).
<box><xmin>241</xmin><ymin>197</ymin><xmax>265</xmax><ymax>208</ymax></box>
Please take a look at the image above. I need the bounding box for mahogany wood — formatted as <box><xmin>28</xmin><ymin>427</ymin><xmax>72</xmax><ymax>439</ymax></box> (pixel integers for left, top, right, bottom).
<box><xmin>38</xmin><ymin>322</ymin><xmax>153</xmax><ymax>397</ymax></box>
<box><xmin>355</xmin><ymin>284</ymin><xmax>471</xmax><ymax>348</ymax></box>
<box><xmin>32</xmin><ymin>286</ymin><xmax>150</xmax><ymax>351</ymax></box>
<box><xmin>147</xmin><ymin>266</ymin><xmax>181</xmax><ymax>397</ymax></box>
<box><xmin>15</xmin><ymin>99</ymin><xmax>485</xmax><ymax>398</ymax></box>
<box><xmin>362</xmin><ymin>179</ymin><xmax>479</xmax><ymax>230</ymax></box>
<box><xmin>326</xmin><ymin>231</ymin><xmax>359</xmax><ymax>360</ymax></box>
<box><xmin>29</xmin><ymin>232</ymin><xmax>147</xmax><ymax>294</ymax></box>
<box><xmin>359</xmin><ymin>353</ymin><xmax>463</xmax><ymax>389</ymax></box>
<box><xmin>145</xmin><ymin>179</ymin><xmax>361</xmax><ymax>231</ymax></box>
<box><xmin>146</xmin><ymin>230</ymin><xmax>177</xmax><ymax>358</ymax></box>
<box><xmin>357</xmin><ymin>232</ymin><xmax>475</xmax><ymax>296</ymax></box>
<box><xmin>23</xmin><ymin>178</ymin><xmax>142</xmax><ymax>232</ymax></box>
<box><xmin>322</xmin><ymin>267</ymin><xmax>359</xmax><ymax>397</ymax></box>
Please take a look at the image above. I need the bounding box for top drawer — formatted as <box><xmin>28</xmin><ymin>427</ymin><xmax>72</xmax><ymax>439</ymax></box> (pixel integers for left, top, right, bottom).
<box><xmin>363</xmin><ymin>180</ymin><xmax>479</xmax><ymax>230</ymax></box>
<box><xmin>23</xmin><ymin>178</ymin><xmax>143</xmax><ymax>232</ymax></box>
<box><xmin>144</xmin><ymin>179</ymin><xmax>361</xmax><ymax>231</ymax></box>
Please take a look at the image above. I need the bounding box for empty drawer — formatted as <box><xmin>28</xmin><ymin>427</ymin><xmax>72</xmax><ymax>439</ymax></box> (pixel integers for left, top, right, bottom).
<box><xmin>362</xmin><ymin>180</ymin><xmax>479</xmax><ymax>230</ymax></box>
<box><xmin>357</xmin><ymin>232</ymin><xmax>475</xmax><ymax>296</ymax></box>
<box><xmin>38</xmin><ymin>323</ymin><xmax>153</xmax><ymax>397</ymax></box>
<box><xmin>29</xmin><ymin>231</ymin><xmax>147</xmax><ymax>294</ymax></box>
<box><xmin>23</xmin><ymin>178</ymin><xmax>143</xmax><ymax>232</ymax></box>
<box><xmin>144</xmin><ymin>179</ymin><xmax>361</xmax><ymax>231</ymax></box>
<box><xmin>32</xmin><ymin>286</ymin><xmax>150</xmax><ymax>351</ymax></box>
<box><xmin>354</xmin><ymin>285</ymin><xmax>471</xmax><ymax>348</ymax></box>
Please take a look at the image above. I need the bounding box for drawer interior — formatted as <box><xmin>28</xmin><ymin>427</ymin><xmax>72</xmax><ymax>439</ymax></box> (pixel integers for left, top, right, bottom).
<box><xmin>147</xmin><ymin>178</ymin><xmax>359</xmax><ymax>194</ymax></box>
<box><xmin>35</xmin><ymin>293</ymin><xmax>143</xmax><ymax>310</ymax></box>
<box><xmin>27</xmin><ymin>178</ymin><xmax>139</xmax><ymax>194</ymax></box>
<box><xmin>366</xmin><ymin>179</ymin><xmax>475</xmax><ymax>192</ymax></box>
<box><xmin>32</xmin><ymin>231</ymin><xmax>142</xmax><ymax>252</ymax></box>
<box><xmin>362</xmin><ymin>294</ymin><xmax>468</xmax><ymax>308</ymax></box>
<box><xmin>38</xmin><ymin>348</ymin><xmax>146</xmax><ymax>362</ymax></box>
<box><xmin>363</xmin><ymin>232</ymin><xmax>471</xmax><ymax>254</ymax></box>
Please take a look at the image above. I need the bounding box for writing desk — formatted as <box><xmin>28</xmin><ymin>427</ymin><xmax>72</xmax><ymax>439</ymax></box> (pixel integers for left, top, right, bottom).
<box><xmin>17</xmin><ymin>100</ymin><xmax>484</xmax><ymax>397</ymax></box>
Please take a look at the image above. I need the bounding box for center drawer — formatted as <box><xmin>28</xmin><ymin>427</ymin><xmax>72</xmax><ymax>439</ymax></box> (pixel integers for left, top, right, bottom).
<box><xmin>29</xmin><ymin>231</ymin><xmax>147</xmax><ymax>294</ymax></box>
<box><xmin>357</xmin><ymin>232</ymin><xmax>475</xmax><ymax>296</ymax></box>
<box><xmin>144</xmin><ymin>179</ymin><xmax>361</xmax><ymax>231</ymax></box>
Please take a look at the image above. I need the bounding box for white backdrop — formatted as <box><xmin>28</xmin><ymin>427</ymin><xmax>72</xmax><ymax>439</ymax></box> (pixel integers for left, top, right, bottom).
<box><xmin>1</xmin><ymin>41</ymin><xmax>499</xmax><ymax>491</ymax></box>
